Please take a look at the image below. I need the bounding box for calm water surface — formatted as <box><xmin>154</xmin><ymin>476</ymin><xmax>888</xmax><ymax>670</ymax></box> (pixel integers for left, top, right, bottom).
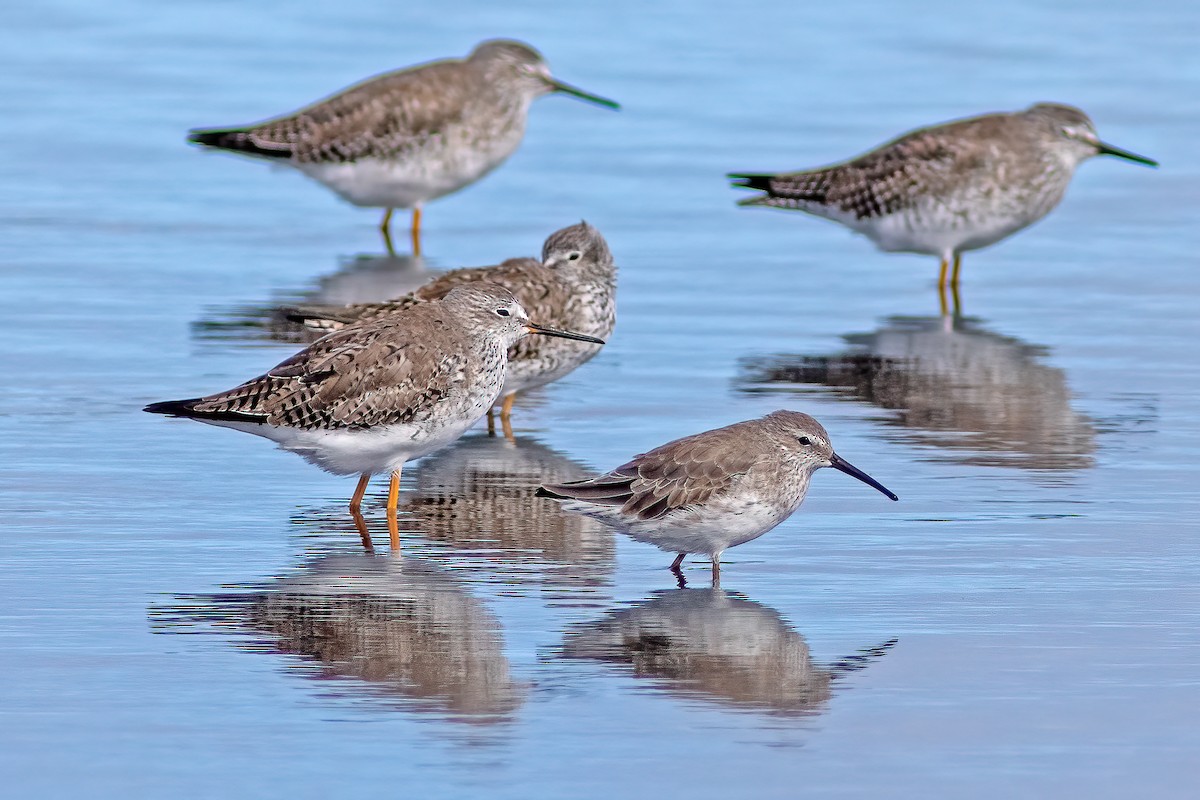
<box><xmin>2</xmin><ymin>1</ymin><xmax>1199</xmax><ymax>797</ymax></box>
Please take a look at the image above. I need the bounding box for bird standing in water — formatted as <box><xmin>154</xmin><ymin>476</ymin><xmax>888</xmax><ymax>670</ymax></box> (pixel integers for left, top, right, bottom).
<box><xmin>539</xmin><ymin>410</ymin><xmax>897</xmax><ymax>584</ymax></box>
<box><xmin>730</xmin><ymin>103</ymin><xmax>1156</xmax><ymax>303</ymax></box>
<box><xmin>146</xmin><ymin>285</ymin><xmax>604</xmax><ymax>548</ymax></box>
<box><xmin>284</xmin><ymin>221</ymin><xmax>616</xmax><ymax>439</ymax></box>
<box><xmin>189</xmin><ymin>39</ymin><xmax>619</xmax><ymax>255</ymax></box>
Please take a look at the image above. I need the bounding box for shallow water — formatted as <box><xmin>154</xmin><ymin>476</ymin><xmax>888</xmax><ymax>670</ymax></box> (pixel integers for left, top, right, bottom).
<box><xmin>3</xmin><ymin>1</ymin><xmax>1199</xmax><ymax>797</ymax></box>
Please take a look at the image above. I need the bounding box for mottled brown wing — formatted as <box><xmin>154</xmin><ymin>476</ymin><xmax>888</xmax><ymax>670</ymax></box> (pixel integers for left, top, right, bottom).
<box><xmin>286</xmin><ymin>258</ymin><xmax>543</xmax><ymax>330</ymax></box>
<box><xmin>541</xmin><ymin>425</ymin><xmax>763</xmax><ymax>520</ymax></box>
<box><xmin>734</xmin><ymin>116</ymin><xmax>996</xmax><ymax>219</ymax></box>
<box><xmin>190</xmin><ymin>59</ymin><xmax>477</xmax><ymax>163</ymax></box>
<box><xmin>186</xmin><ymin>313</ymin><xmax>466</xmax><ymax>429</ymax></box>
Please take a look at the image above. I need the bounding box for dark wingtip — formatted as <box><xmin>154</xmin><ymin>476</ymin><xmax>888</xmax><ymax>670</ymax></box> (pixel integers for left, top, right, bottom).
<box><xmin>536</xmin><ymin>485</ymin><xmax>568</xmax><ymax>500</ymax></box>
<box><xmin>187</xmin><ymin>128</ymin><xmax>292</xmax><ymax>159</ymax></box>
<box><xmin>144</xmin><ymin>398</ymin><xmax>200</xmax><ymax>417</ymax></box>
<box><xmin>727</xmin><ymin>173</ymin><xmax>775</xmax><ymax>191</ymax></box>
<box><xmin>187</xmin><ymin>129</ymin><xmax>229</xmax><ymax>147</ymax></box>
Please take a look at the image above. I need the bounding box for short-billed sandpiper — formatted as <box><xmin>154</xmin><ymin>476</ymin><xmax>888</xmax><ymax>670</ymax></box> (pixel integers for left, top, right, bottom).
<box><xmin>285</xmin><ymin>221</ymin><xmax>615</xmax><ymax>436</ymax></box>
<box><xmin>730</xmin><ymin>103</ymin><xmax>1156</xmax><ymax>291</ymax></box>
<box><xmin>145</xmin><ymin>284</ymin><xmax>604</xmax><ymax>547</ymax></box>
<box><xmin>189</xmin><ymin>39</ymin><xmax>619</xmax><ymax>254</ymax></box>
<box><xmin>538</xmin><ymin>410</ymin><xmax>897</xmax><ymax>582</ymax></box>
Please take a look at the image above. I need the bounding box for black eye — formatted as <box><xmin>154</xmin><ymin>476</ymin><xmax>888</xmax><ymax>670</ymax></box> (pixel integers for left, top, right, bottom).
<box><xmin>495</xmin><ymin>308</ymin><xmax>511</xmax><ymax>317</ymax></box>
<box><xmin>797</xmin><ymin>436</ymin><xmax>812</xmax><ymax>446</ymax></box>
<box><xmin>568</xmin><ymin>252</ymin><xmax>581</xmax><ymax>261</ymax></box>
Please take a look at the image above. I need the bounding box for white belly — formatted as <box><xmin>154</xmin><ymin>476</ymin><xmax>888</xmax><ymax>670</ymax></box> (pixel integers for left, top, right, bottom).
<box><xmin>290</xmin><ymin>126</ymin><xmax>526</xmax><ymax>209</ymax></box>
<box><xmin>564</xmin><ymin>493</ymin><xmax>793</xmax><ymax>558</ymax></box>
<box><xmin>199</xmin><ymin>410</ymin><xmax>486</xmax><ymax>476</ymax></box>
<box><xmin>858</xmin><ymin>208</ymin><xmax>1040</xmax><ymax>257</ymax></box>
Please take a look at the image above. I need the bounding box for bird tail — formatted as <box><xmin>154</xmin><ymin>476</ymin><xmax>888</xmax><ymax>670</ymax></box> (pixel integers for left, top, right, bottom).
<box><xmin>187</xmin><ymin>127</ymin><xmax>293</xmax><ymax>159</ymax></box>
<box><xmin>278</xmin><ymin>305</ymin><xmax>356</xmax><ymax>331</ymax></box>
<box><xmin>144</xmin><ymin>397</ymin><xmax>263</xmax><ymax>424</ymax></box>
<box><xmin>144</xmin><ymin>398</ymin><xmax>203</xmax><ymax>417</ymax></box>
<box><xmin>728</xmin><ymin>171</ymin><xmax>828</xmax><ymax>207</ymax></box>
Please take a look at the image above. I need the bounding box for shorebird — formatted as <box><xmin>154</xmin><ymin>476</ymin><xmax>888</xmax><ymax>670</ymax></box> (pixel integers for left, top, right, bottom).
<box><xmin>730</xmin><ymin>103</ymin><xmax>1156</xmax><ymax>292</ymax></box>
<box><xmin>284</xmin><ymin>221</ymin><xmax>616</xmax><ymax>437</ymax></box>
<box><xmin>538</xmin><ymin>410</ymin><xmax>897</xmax><ymax>583</ymax></box>
<box><xmin>188</xmin><ymin>39</ymin><xmax>619</xmax><ymax>255</ymax></box>
<box><xmin>145</xmin><ymin>284</ymin><xmax>603</xmax><ymax>547</ymax></box>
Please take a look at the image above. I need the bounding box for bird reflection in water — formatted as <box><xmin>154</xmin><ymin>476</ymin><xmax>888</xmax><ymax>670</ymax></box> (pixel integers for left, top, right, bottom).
<box><xmin>738</xmin><ymin>314</ymin><xmax>1096</xmax><ymax>470</ymax></box>
<box><xmin>190</xmin><ymin>252</ymin><xmax>433</xmax><ymax>345</ymax></box>
<box><xmin>152</xmin><ymin>553</ymin><xmax>525</xmax><ymax>724</ymax></box>
<box><xmin>401</xmin><ymin>432</ymin><xmax>615</xmax><ymax>594</ymax></box>
<box><xmin>561</xmin><ymin>588</ymin><xmax>894</xmax><ymax>716</ymax></box>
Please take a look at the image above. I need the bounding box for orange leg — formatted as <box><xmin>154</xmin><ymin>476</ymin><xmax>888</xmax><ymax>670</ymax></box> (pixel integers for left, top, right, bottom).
<box><xmin>349</xmin><ymin>505</ymin><xmax>374</xmax><ymax>552</ymax></box>
<box><xmin>380</xmin><ymin>208</ymin><xmax>396</xmax><ymax>256</ymax></box>
<box><xmin>386</xmin><ymin>467</ymin><xmax>402</xmax><ymax>551</ymax></box>
<box><xmin>486</xmin><ymin>407</ymin><xmax>496</xmax><ymax>436</ymax></box>
<box><xmin>348</xmin><ymin>473</ymin><xmax>371</xmax><ymax>514</ymax></box>
<box><xmin>500</xmin><ymin>393</ymin><xmax>516</xmax><ymax>442</ymax></box>
<box><xmin>410</xmin><ymin>207</ymin><xmax>422</xmax><ymax>256</ymax></box>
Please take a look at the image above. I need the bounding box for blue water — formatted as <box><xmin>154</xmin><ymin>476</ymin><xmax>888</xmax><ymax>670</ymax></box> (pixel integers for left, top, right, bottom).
<box><xmin>2</xmin><ymin>1</ymin><xmax>1199</xmax><ymax>797</ymax></box>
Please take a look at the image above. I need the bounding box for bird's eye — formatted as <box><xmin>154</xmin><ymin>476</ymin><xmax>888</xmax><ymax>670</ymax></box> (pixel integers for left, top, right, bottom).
<box><xmin>568</xmin><ymin>252</ymin><xmax>581</xmax><ymax>261</ymax></box>
<box><xmin>797</xmin><ymin>436</ymin><xmax>812</xmax><ymax>446</ymax></box>
<box><xmin>495</xmin><ymin>308</ymin><xmax>511</xmax><ymax>317</ymax></box>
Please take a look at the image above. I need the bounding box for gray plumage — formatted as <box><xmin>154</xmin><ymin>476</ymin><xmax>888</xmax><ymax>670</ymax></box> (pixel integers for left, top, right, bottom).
<box><xmin>145</xmin><ymin>284</ymin><xmax>604</xmax><ymax>479</ymax></box>
<box><xmin>153</xmin><ymin>285</ymin><xmax>522</xmax><ymax>432</ymax></box>
<box><xmin>188</xmin><ymin>39</ymin><xmax>618</xmax><ymax>250</ymax></box>
<box><xmin>285</xmin><ymin>221</ymin><xmax>616</xmax><ymax>401</ymax></box>
<box><xmin>731</xmin><ymin>103</ymin><xmax>1156</xmax><ymax>286</ymax></box>
<box><xmin>539</xmin><ymin>410</ymin><xmax>897</xmax><ymax>579</ymax></box>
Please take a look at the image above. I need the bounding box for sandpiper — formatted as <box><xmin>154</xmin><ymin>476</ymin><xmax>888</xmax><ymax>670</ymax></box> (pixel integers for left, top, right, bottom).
<box><xmin>730</xmin><ymin>103</ymin><xmax>1156</xmax><ymax>291</ymax></box>
<box><xmin>284</xmin><ymin>221</ymin><xmax>615</xmax><ymax>437</ymax></box>
<box><xmin>538</xmin><ymin>410</ymin><xmax>897</xmax><ymax>582</ymax></box>
<box><xmin>188</xmin><ymin>39</ymin><xmax>618</xmax><ymax>255</ymax></box>
<box><xmin>145</xmin><ymin>284</ymin><xmax>604</xmax><ymax>547</ymax></box>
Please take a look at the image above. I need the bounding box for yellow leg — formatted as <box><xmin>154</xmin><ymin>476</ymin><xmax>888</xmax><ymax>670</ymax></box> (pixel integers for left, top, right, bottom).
<box><xmin>949</xmin><ymin>254</ymin><xmax>963</xmax><ymax>289</ymax></box>
<box><xmin>937</xmin><ymin>257</ymin><xmax>949</xmax><ymax>292</ymax></box>
<box><xmin>500</xmin><ymin>393</ymin><xmax>516</xmax><ymax>442</ymax></box>
<box><xmin>349</xmin><ymin>505</ymin><xmax>374</xmax><ymax>552</ymax></box>
<box><xmin>380</xmin><ymin>208</ymin><xmax>396</xmax><ymax>256</ymax></box>
<box><xmin>348</xmin><ymin>473</ymin><xmax>371</xmax><ymax>514</ymax></box>
<box><xmin>386</xmin><ymin>467</ymin><xmax>402</xmax><ymax>551</ymax></box>
<box><xmin>410</xmin><ymin>207</ymin><xmax>422</xmax><ymax>256</ymax></box>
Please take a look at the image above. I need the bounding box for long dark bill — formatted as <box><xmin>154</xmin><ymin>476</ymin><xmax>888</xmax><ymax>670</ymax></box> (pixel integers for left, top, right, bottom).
<box><xmin>1096</xmin><ymin>141</ymin><xmax>1158</xmax><ymax>167</ymax></box>
<box><xmin>526</xmin><ymin>322</ymin><xmax>605</xmax><ymax>344</ymax></box>
<box><xmin>829</xmin><ymin>453</ymin><xmax>898</xmax><ymax>501</ymax></box>
<box><xmin>548</xmin><ymin>79</ymin><xmax>620</xmax><ymax>110</ymax></box>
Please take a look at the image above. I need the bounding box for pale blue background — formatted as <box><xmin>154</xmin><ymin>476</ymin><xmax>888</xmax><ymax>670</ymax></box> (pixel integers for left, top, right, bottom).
<box><xmin>1</xmin><ymin>1</ymin><xmax>1198</xmax><ymax>797</ymax></box>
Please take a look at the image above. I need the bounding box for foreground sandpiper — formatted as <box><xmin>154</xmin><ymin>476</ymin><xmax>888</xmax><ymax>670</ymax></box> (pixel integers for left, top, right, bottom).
<box><xmin>146</xmin><ymin>285</ymin><xmax>603</xmax><ymax>547</ymax></box>
<box><xmin>730</xmin><ymin>103</ymin><xmax>1156</xmax><ymax>292</ymax></box>
<box><xmin>285</xmin><ymin>221</ymin><xmax>615</xmax><ymax>436</ymax></box>
<box><xmin>188</xmin><ymin>39</ymin><xmax>619</xmax><ymax>254</ymax></box>
<box><xmin>538</xmin><ymin>410</ymin><xmax>897</xmax><ymax>582</ymax></box>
